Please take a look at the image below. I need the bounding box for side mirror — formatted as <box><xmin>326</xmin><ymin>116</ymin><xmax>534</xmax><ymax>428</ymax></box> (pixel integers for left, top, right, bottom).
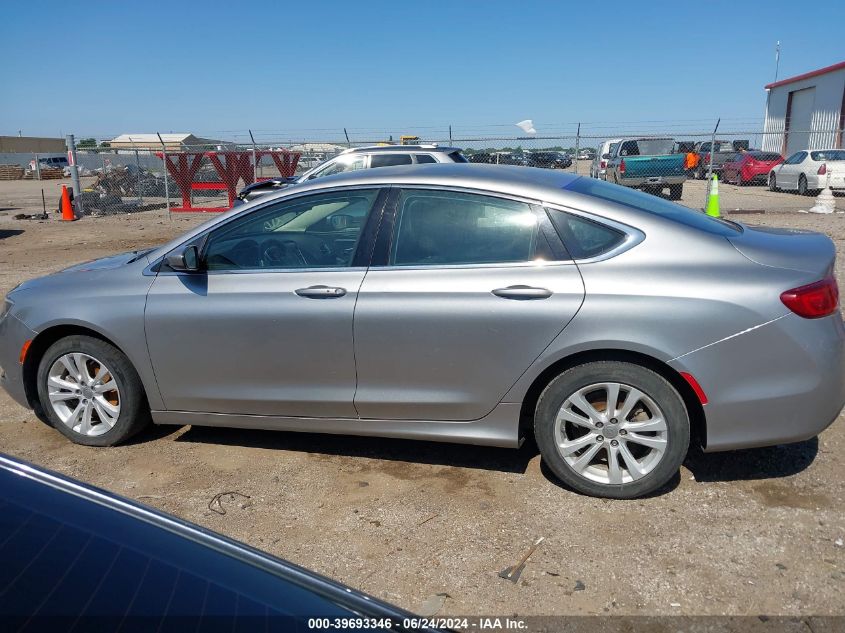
<box><xmin>165</xmin><ymin>245</ymin><xmax>201</xmax><ymax>272</ymax></box>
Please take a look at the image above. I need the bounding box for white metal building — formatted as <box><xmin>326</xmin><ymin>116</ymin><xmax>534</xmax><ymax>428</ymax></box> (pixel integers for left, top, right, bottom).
<box><xmin>762</xmin><ymin>60</ymin><xmax>845</xmax><ymax>155</ymax></box>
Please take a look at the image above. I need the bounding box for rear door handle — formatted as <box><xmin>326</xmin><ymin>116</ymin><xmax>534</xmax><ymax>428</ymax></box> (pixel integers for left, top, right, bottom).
<box><xmin>491</xmin><ymin>285</ymin><xmax>553</xmax><ymax>300</ymax></box>
<box><xmin>295</xmin><ymin>285</ymin><xmax>347</xmax><ymax>299</ymax></box>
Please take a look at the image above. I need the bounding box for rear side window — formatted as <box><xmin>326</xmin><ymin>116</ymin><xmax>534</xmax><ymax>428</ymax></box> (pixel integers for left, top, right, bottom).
<box><xmin>749</xmin><ymin>152</ymin><xmax>782</xmax><ymax>161</ymax></box>
<box><xmin>448</xmin><ymin>150</ymin><xmax>468</xmax><ymax>163</ymax></box>
<box><xmin>565</xmin><ymin>177</ymin><xmax>741</xmax><ymax>235</ymax></box>
<box><xmin>415</xmin><ymin>154</ymin><xmax>437</xmax><ymax>164</ymax></box>
<box><xmin>811</xmin><ymin>150</ymin><xmax>845</xmax><ymax>161</ymax></box>
<box><xmin>390</xmin><ymin>190</ymin><xmax>541</xmax><ymax>266</ymax></box>
<box><xmin>546</xmin><ymin>210</ymin><xmax>625</xmax><ymax>259</ymax></box>
<box><xmin>370</xmin><ymin>154</ymin><xmax>413</xmax><ymax>168</ymax></box>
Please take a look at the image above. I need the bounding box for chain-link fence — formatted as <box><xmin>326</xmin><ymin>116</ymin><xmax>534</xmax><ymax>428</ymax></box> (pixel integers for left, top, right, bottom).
<box><xmin>2</xmin><ymin>122</ymin><xmax>843</xmax><ymax>217</ymax></box>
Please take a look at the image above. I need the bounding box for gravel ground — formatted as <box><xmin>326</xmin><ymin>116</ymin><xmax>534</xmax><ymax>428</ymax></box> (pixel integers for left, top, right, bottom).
<box><xmin>0</xmin><ymin>182</ymin><xmax>844</xmax><ymax>618</ymax></box>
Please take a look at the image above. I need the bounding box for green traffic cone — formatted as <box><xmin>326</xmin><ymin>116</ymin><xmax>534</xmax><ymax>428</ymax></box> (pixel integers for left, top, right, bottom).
<box><xmin>705</xmin><ymin>173</ymin><xmax>720</xmax><ymax>217</ymax></box>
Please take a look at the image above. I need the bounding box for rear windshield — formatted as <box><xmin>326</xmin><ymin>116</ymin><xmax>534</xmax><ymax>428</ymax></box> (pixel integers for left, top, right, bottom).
<box><xmin>618</xmin><ymin>139</ymin><xmax>674</xmax><ymax>156</ymax></box>
<box><xmin>565</xmin><ymin>177</ymin><xmax>741</xmax><ymax>235</ymax></box>
<box><xmin>449</xmin><ymin>150</ymin><xmax>469</xmax><ymax>163</ymax></box>
<box><xmin>811</xmin><ymin>150</ymin><xmax>845</xmax><ymax>161</ymax></box>
<box><xmin>748</xmin><ymin>152</ymin><xmax>782</xmax><ymax>161</ymax></box>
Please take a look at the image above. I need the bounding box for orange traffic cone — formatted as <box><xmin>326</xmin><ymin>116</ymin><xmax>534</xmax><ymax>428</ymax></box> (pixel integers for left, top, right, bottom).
<box><xmin>60</xmin><ymin>185</ymin><xmax>76</xmax><ymax>221</ymax></box>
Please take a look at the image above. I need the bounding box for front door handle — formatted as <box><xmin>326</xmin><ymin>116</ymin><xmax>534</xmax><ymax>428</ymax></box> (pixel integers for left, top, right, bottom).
<box><xmin>491</xmin><ymin>285</ymin><xmax>553</xmax><ymax>300</ymax></box>
<box><xmin>295</xmin><ymin>285</ymin><xmax>347</xmax><ymax>299</ymax></box>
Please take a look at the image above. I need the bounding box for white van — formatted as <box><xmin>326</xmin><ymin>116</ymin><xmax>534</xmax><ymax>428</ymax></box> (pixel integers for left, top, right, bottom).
<box><xmin>590</xmin><ymin>139</ymin><xmax>622</xmax><ymax>179</ymax></box>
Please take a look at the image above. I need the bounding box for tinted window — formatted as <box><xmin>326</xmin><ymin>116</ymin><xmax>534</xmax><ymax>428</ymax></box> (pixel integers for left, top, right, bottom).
<box><xmin>748</xmin><ymin>152</ymin><xmax>782</xmax><ymax>161</ymax></box>
<box><xmin>415</xmin><ymin>154</ymin><xmax>437</xmax><ymax>164</ymax></box>
<box><xmin>547</xmin><ymin>210</ymin><xmax>625</xmax><ymax>259</ymax></box>
<box><xmin>619</xmin><ymin>140</ymin><xmax>673</xmax><ymax>156</ymax></box>
<box><xmin>391</xmin><ymin>190</ymin><xmax>541</xmax><ymax>266</ymax></box>
<box><xmin>565</xmin><ymin>177</ymin><xmax>741</xmax><ymax>235</ymax></box>
<box><xmin>784</xmin><ymin>152</ymin><xmax>805</xmax><ymax>165</ymax></box>
<box><xmin>448</xmin><ymin>150</ymin><xmax>469</xmax><ymax>163</ymax></box>
<box><xmin>204</xmin><ymin>190</ymin><xmax>379</xmax><ymax>270</ymax></box>
<box><xmin>811</xmin><ymin>150</ymin><xmax>845</xmax><ymax>161</ymax></box>
<box><xmin>369</xmin><ymin>154</ymin><xmax>413</xmax><ymax>168</ymax></box>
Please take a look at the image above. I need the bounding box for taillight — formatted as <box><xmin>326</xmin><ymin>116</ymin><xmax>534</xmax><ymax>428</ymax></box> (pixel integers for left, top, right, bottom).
<box><xmin>780</xmin><ymin>275</ymin><xmax>839</xmax><ymax>318</ymax></box>
<box><xmin>818</xmin><ymin>163</ymin><xmax>827</xmax><ymax>175</ymax></box>
<box><xmin>619</xmin><ymin>159</ymin><xmax>626</xmax><ymax>175</ymax></box>
<box><xmin>704</xmin><ymin>152</ymin><xmax>710</xmax><ymax>162</ymax></box>
<box><xmin>600</xmin><ymin>160</ymin><xmax>606</xmax><ymax>169</ymax></box>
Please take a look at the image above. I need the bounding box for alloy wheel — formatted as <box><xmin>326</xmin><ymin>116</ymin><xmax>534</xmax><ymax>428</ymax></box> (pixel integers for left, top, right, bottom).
<box><xmin>554</xmin><ymin>382</ymin><xmax>668</xmax><ymax>485</ymax></box>
<box><xmin>47</xmin><ymin>353</ymin><xmax>121</xmax><ymax>437</ymax></box>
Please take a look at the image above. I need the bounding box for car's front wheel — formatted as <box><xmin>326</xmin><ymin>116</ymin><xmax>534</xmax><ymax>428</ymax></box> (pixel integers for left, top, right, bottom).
<box><xmin>36</xmin><ymin>335</ymin><xmax>150</xmax><ymax>446</ymax></box>
<box><xmin>534</xmin><ymin>361</ymin><xmax>690</xmax><ymax>498</ymax></box>
<box><xmin>769</xmin><ymin>173</ymin><xmax>778</xmax><ymax>191</ymax></box>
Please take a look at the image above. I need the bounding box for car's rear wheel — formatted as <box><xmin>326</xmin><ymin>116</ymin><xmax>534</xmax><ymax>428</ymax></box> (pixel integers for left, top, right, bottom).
<box><xmin>36</xmin><ymin>335</ymin><xmax>150</xmax><ymax>446</ymax></box>
<box><xmin>798</xmin><ymin>174</ymin><xmax>809</xmax><ymax>196</ymax></box>
<box><xmin>534</xmin><ymin>361</ymin><xmax>690</xmax><ymax>498</ymax></box>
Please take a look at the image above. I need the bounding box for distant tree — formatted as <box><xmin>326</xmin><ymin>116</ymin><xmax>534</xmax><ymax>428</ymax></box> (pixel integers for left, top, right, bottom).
<box><xmin>77</xmin><ymin>138</ymin><xmax>97</xmax><ymax>148</ymax></box>
<box><xmin>99</xmin><ymin>141</ymin><xmax>111</xmax><ymax>148</ymax></box>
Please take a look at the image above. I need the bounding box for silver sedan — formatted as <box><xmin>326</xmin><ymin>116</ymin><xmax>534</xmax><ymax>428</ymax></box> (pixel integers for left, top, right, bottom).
<box><xmin>2</xmin><ymin>164</ymin><xmax>843</xmax><ymax>498</ymax></box>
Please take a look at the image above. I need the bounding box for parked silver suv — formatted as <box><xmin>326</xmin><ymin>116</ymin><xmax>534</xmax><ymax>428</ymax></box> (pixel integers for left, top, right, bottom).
<box><xmin>236</xmin><ymin>145</ymin><xmax>468</xmax><ymax>204</ymax></box>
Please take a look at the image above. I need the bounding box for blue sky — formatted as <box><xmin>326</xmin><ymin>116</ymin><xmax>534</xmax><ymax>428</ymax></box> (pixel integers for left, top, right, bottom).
<box><xmin>1</xmin><ymin>1</ymin><xmax>843</xmax><ymax>142</ymax></box>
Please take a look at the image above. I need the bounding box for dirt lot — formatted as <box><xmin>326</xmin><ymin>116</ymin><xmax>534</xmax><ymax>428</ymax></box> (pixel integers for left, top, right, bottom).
<box><xmin>1</xmin><ymin>178</ymin><xmax>844</xmax><ymax>618</ymax></box>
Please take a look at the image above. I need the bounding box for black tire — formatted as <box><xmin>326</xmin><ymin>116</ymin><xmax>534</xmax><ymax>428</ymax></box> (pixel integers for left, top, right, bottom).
<box><xmin>534</xmin><ymin>361</ymin><xmax>690</xmax><ymax>499</ymax></box>
<box><xmin>769</xmin><ymin>173</ymin><xmax>778</xmax><ymax>192</ymax></box>
<box><xmin>669</xmin><ymin>184</ymin><xmax>683</xmax><ymax>200</ymax></box>
<box><xmin>798</xmin><ymin>174</ymin><xmax>808</xmax><ymax>196</ymax></box>
<box><xmin>36</xmin><ymin>335</ymin><xmax>150</xmax><ymax>446</ymax></box>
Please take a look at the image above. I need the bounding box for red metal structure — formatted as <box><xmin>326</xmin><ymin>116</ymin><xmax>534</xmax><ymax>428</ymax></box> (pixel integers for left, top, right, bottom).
<box><xmin>156</xmin><ymin>150</ymin><xmax>301</xmax><ymax>212</ymax></box>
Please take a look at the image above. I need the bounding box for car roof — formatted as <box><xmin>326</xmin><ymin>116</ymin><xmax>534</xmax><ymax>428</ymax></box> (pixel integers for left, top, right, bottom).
<box><xmin>341</xmin><ymin>145</ymin><xmax>462</xmax><ymax>154</ymax></box>
<box><xmin>294</xmin><ymin>162</ymin><xmax>575</xmax><ymax>190</ymax></box>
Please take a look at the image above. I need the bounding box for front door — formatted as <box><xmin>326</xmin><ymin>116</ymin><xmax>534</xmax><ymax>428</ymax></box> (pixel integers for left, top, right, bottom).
<box><xmin>353</xmin><ymin>188</ymin><xmax>585</xmax><ymax>421</ymax></box>
<box><xmin>145</xmin><ymin>188</ymin><xmax>385</xmax><ymax>418</ymax></box>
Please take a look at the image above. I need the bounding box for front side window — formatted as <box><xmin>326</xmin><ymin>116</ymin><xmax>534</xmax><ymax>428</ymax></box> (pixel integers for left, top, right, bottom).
<box><xmin>390</xmin><ymin>190</ymin><xmax>543</xmax><ymax>266</ymax></box>
<box><xmin>204</xmin><ymin>189</ymin><xmax>380</xmax><ymax>270</ymax></box>
<box><xmin>308</xmin><ymin>155</ymin><xmax>367</xmax><ymax>180</ymax></box>
<box><xmin>369</xmin><ymin>154</ymin><xmax>413</xmax><ymax>168</ymax></box>
<box><xmin>784</xmin><ymin>152</ymin><xmax>806</xmax><ymax>165</ymax></box>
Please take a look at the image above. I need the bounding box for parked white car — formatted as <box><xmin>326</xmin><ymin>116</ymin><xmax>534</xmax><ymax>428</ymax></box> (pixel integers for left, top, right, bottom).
<box><xmin>769</xmin><ymin>149</ymin><xmax>845</xmax><ymax>195</ymax></box>
<box><xmin>590</xmin><ymin>139</ymin><xmax>622</xmax><ymax>180</ymax></box>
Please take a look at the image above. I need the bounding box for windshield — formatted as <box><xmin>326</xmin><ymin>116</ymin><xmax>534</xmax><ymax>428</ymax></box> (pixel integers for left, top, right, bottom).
<box><xmin>565</xmin><ymin>177</ymin><xmax>741</xmax><ymax>235</ymax></box>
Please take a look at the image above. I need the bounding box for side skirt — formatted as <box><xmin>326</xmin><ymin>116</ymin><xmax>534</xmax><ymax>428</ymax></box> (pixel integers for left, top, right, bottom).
<box><xmin>151</xmin><ymin>403</ymin><xmax>522</xmax><ymax>448</ymax></box>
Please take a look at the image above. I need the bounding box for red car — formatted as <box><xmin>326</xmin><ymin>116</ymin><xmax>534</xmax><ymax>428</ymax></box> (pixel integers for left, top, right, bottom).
<box><xmin>721</xmin><ymin>151</ymin><xmax>783</xmax><ymax>185</ymax></box>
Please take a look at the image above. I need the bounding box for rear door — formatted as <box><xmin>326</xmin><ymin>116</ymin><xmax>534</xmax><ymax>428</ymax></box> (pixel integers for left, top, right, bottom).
<box><xmin>352</xmin><ymin>187</ymin><xmax>585</xmax><ymax>421</ymax></box>
<box><xmin>145</xmin><ymin>187</ymin><xmax>386</xmax><ymax>418</ymax></box>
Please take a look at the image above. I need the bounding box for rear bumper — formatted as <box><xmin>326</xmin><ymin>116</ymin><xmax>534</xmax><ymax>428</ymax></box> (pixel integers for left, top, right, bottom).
<box><xmin>619</xmin><ymin>176</ymin><xmax>686</xmax><ymax>187</ymax></box>
<box><xmin>670</xmin><ymin>312</ymin><xmax>845</xmax><ymax>452</ymax></box>
<box><xmin>0</xmin><ymin>312</ymin><xmax>37</xmax><ymax>409</ymax></box>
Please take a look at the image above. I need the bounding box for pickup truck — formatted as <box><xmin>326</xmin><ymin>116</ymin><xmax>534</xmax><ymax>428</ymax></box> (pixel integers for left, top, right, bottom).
<box><xmin>604</xmin><ymin>138</ymin><xmax>687</xmax><ymax>200</ymax></box>
<box><xmin>693</xmin><ymin>140</ymin><xmax>744</xmax><ymax>180</ymax></box>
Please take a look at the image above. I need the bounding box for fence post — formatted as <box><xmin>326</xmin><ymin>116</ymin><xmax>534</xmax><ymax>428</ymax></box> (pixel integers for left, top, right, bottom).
<box><xmin>131</xmin><ymin>137</ymin><xmax>143</xmax><ymax>206</ymax></box>
<box><xmin>157</xmin><ymin>133</ymin><xmax>171</xmax><ymax>221</ymax></box>
<box><xmin>574</xmin><ymin>123</ymin><xmax>581</xmax><ymax>174</ymax></box>
<box><xmin>33</xmin><ymin>153</ymin><xmax>41</xmax><ymax>180</ymax></box>
<box><xmin>65</xmin><ymin>134</ymin><xmax>83</xmax><ymax>214</ymax></box>
<box><xmin>249</xmin><ymin>129</ymin><xmax>258</xmax><ymax>182</ymax></box>
<box><xmin>705</xmin><ymin>118</ymin><xmax>720</xmax><ymax>210</ymax></box>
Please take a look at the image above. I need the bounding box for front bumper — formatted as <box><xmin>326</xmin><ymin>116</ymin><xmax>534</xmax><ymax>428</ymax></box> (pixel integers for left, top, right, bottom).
<box><xmin>670</xmin><ymin>312</ymin><xmax>845</xmax><ymax>452</ymax></box>
<box><xmin>0</xmin><ymin>312</ymin><xmax>37</xmax><ymax>409</ymax></box>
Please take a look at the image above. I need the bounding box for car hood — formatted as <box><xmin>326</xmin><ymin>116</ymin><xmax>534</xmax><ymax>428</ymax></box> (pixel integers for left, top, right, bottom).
<box><xmin>59</xmin><ymin>249</ymin><xmax>154</xmax><ymax>273</ymax></box>
<box><xmin>9</xmin><ymin>249</ymin><xmax>152</xmax><ymax>297</ymax></box>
